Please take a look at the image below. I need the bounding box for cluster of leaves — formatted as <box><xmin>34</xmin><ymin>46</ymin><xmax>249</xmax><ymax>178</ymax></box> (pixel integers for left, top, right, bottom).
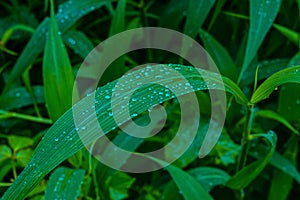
<box><xmin>0</xmin><ymin>0</ymin><xmax>299</xmax><ymax>199</ymax></box>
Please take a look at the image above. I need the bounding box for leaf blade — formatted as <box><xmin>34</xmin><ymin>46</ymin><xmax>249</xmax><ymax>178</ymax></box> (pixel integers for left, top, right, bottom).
<box><xmin>238</xmin><ymin>0</ymin><xmax>282</xmax><ymax>82</ymax></box>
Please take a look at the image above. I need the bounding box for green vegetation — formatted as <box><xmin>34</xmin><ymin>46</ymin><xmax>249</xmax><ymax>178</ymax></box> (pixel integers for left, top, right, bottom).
<box><xmin>0</xmin><ymin>0</ymin><xmax>299</xmax><ymax>199</ymax></box>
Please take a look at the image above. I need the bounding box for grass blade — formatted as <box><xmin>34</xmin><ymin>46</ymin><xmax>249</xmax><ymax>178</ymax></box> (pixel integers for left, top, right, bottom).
<box><xmin>226</xmin><ymin>131</ymin><xmax>277</xmax><ymax>189</ymax></box>
<box><xmin>162</xmin><ymin>166</ymin><xmax>231</xmax><ymax>197</ymax></box>
<box><xmin>183</xmin><ymin>0</ymin><xmax>215</xmax><ymax>38</ymax></box>
<box><xmin>62</xmin><ymin>30</ymin><xmax>94</xmax><ymax>59</ymax></box>
<box><xmin>43</xmin><ymin>0</ymin><xmax>76</xmax><ymax>121</ymax></box>
<box><xmin>199</xmin><ymin>29</ymin><xmax>238</xmax><ymax>81</ymax></box>
<box><xmin>278</xmin><ymin>54</ymin><xmax>300</xmax><ymax>122</ymax></box>
<box><xmin>101</xmin><ymin>0</ymin><xmax>127</xmax><ymax>84</ymax></box>
<box><xmin>238</xmin><ymin>0</ymin><xmax>282</xmax><ymax>83</ymax></box>
<box><xmin>108</xmin><ymin>0</ymin><xmax>126</xmax><ymax>36</ymax></box>
<box><xmin>255</xmin><ymin>110</ymin><xmax>299</xmax><ymax>135</ymax></box>
<box><xmin>0</xmin><ymin>86</ymin><xmax>44</xmax><ymax>110</ymax></box>
<box><xmin>251</xmin><ymin>65</ymin><xmax>300</xmax><ymax>104</ymax></box>
<box><xmin>268</xmin><ymin>138</ymin><xmax>298</xmax><ymax>200</ymax></box>
<box><xmin>165</xmin><ymin>164</ymin><xmax>213</xmax><ymax>200</ymax></box>
<box><xmin>3</xmin><ymin>0</ymin><xmax>113</xmax><ymax>93</ymax></box>
<box><xmin>2</xmin><ymin>64</ymin><xmax>246</xmax><ymax>199</ymax></box>
<box><xmin>273</xmin><ymin>24</ymin><xmax>299</xmax><ymax>47</ymax></box>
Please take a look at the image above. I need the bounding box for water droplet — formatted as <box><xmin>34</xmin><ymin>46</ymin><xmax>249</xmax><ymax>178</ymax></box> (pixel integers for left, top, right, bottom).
<box><xmin>131</xmin><ymin>113</ymin><xmax>138</xmax><ymax>117</ymax></box>
<box><xmin>68</xmin><ymin>38</ymin><xmax>76</xmax><ymax>45</ymax></box>
<box><xmin>105</xmin><ymin>95</ymin><xmax>110</xmax><ymax>99</ymax></box>
<box><xmin>54</xmin><ymin>138</ymin><xmax>59</xmax><ymax>142</ymax></box>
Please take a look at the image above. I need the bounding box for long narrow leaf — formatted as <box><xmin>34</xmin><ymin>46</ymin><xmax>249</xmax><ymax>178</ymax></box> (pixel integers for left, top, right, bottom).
<box><xmin>3</xmin><ymin>0</ymin><xmax>113</xmax><ymax>93</ymax></box>
<box><xmin>251</xmin><ymin>65</ymin><xmax>300</xmax><ymax>104</ymax></box>
<box><xmin>226</xmin><ymin>131</ymin><xmax>277</xmax><ymax>189</ymax></box>
<box><xmin>43</xmin><ymin>0</ymin><xmax>76</xmax><ymax>121</ymax></box>
<box><xmin>238</xmin><ymin>0</ymin><xmax>281</xmax><ymax>82</ymax></box>
<box><xmin>183</xmin><ymin>0</ymin><xmax>215</xmax><ymax>38</ymax></box>
<box><xmin>2</xmin><ymin>64</ymin><xmax>247</xmax><ymax>199</ymax></box>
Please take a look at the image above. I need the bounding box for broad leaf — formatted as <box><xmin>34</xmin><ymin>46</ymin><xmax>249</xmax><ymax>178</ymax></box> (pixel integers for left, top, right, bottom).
<box><xmin>0</xmin><ymin>145</ymin><xmax>12</xmax><ymax>163</ymax></box>
<box><xmin>8</xmin><ymin>135</ymin><xmax>33</xmax><ymax>152</ymax></box>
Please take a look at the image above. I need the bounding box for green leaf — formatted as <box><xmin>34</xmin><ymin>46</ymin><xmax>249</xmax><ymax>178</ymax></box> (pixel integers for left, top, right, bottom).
<box><xmin>44</xmin><ymin>167</ymin><xmax>85</xmax><ymax>200</ymax></box>
<box><xmin>199</xmin><ymin>29</ymin><xmax>238</xmax><ymax>81</ymax></box>
<box><xmin>105</xmin><ymin>172</ymin><xmax>135</xmax><ymax>200</ymax></box>
<box><xmin>16</xmin><ymin>149</ymin><xmax>33</xmax><ymax>167</ymax></box>
<box><xmin>238</xmin><ymin>0</ymin><xmax>282</xmax><ymax>82</ymax></box>
<box><xmin>62</xmin><ymin>30</ymin><xmax>94</xmax><ymax>59</ymax></box>
<box><xmin>278</xmin><ymin>54</ymin><xmax>300</xmax><ymax>122</ymax></box>
<box><xmin>270</xmin><ymin>151</ymin><xmax>300</xmax><ymax>184</ymax></box>
<box><xmin>2</xmin><ymin>64</ymin><xmax>246</xmax><ymax>199</ymax></box>
<box><xmin>43</xmin><ymin>0</ymin><xmax>77</xmax><ymax>121</ymax></box>
<box><xmin>162</xmin><ymin>167</ymin><xmax>230</xmax><ymax>199</ymax></box>
<box><xmin>268</xmin><ymin>137</ymin><xmax>298</xmax><ymax>200</ymax></box>
<box><xmin>273</xmin><ymin>24</ymin><xmax>299</xmax><ymax>47</ymax></box>
<box><xmin>250</xmin><ymin>146</ymin><xmax>300</xmax><ymax>184</ymax></box>
<box><xmin>0</xmin><ymin>86</ymin><xmax>44</xmax><ymax>110</ymax></box>
<box><xmin>226</xmin><ymin>131</ymin><xmax>277</xmax><ymax>189</ymax></box>
<box><xmin>108</xmin><ymin>0</ymin><xmax>126</xmax><ymax>36</ymax></box>
<box><xmin>67</xmin><ymin>149</ymin><xmax>82</xmax><ymax>168</ymax></box>
<box><xmin>207</xmin><ymin>0</ymin><xmax>227</xmax><ymax>30</ymax></box>
<box><xmin>184</xmin><ymin>0</ymin><xmax>215</xmax><ymax>38</ymax></box>
<box><xmin>212</xmin><ymin>131</ymin><xmax>240</xmax><ymax>166</ymax></box>
<box><xmin>101</xmin><ymin>0</ymin><xmax>127</xmax><ymax>84</ymax></box>
<box><xmin>164</xmin><ymin>164</ymin><xmax>213</xmax><ymax>200</ymax></box>
<box><xmin>0</xmin><ymin>145</ymin><xmax>12</xmax><ymax>163</ymax></box>
<box><xmin>255</xmin><ymin>110</ymin><xmax>299</xmax><ymax>135</ymax></box>
<box><xmin>8</xmin><ymin>135</ymin><xmax>33</xmax><ymax>152</ymax></box>
<box><xmin>251</xmin><ymin>65</ymin><xmax>300</xmax><ymax>104</ymax></box>
<box><xmin>159</xmin><ymin>0</ymin><xmax>188</xmax><ymax>29</ymax></box>
<box><xmin>241</xmin><ymin>59</ymin><xmax>290</xmax><ymax>86</ymax></box>
<box><xmin>3</xmin><ymin>0</ymin><xmax>113</xmax><ymax>93</ymax></box>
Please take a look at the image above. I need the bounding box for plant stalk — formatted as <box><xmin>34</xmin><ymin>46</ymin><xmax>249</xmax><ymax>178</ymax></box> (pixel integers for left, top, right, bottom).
<box><xmin>237</xmin><ymin>105</ymin><xmax>255</xmax><ymax>171</ymax></box>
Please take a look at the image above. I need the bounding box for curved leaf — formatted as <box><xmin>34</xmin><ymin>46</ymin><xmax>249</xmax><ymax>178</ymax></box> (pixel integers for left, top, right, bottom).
<box><xmin>2</xmin><ymin>64</ymin><xmax>246</xmax><ymax>199</ymax></box>
<box><xmin>3</xmin><ymin>0</ymin><xmax>113</xmax><ymax>93</ymax></box>
<box><xmin>226</xmin><ymin>131</ymin><xmax>277</xmax><ymax>189</ymax></box>
<box><xmin>251</xmin><ymin>65</ymin><xmax>300</xmax><ymax>104</ymax></box>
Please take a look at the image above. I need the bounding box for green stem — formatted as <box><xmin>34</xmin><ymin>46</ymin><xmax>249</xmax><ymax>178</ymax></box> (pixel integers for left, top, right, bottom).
<box><xmin>0</xmin><ymin>182</ymin><xmax>12</xmax><ymax>187</ymax></box>
<box><xmin>237</xmin><ymin>105</ymin><xmax>255</xmax><ymax>171</ymax></box>
<box><xmin>0</xmin><ymin>110</ymin><xmax>52</xmax><ymax>124</ymax></box>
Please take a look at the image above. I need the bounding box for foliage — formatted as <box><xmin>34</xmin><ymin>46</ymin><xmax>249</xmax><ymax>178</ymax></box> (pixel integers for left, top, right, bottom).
<box><xmin>0</xmin><ymin>0</ymin><xmax>299</xmax><ymax>199</ymax></box>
